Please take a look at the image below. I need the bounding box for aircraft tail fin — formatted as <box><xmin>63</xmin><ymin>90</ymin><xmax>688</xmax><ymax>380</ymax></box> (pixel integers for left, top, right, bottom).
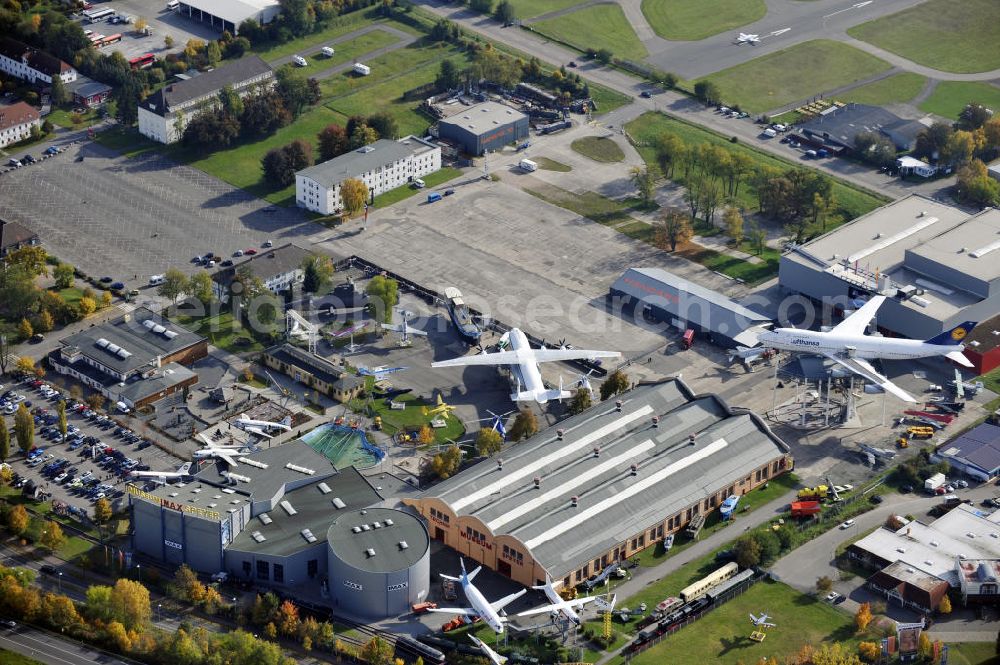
<box><xmin>179</xmin><ymin>462</ymin><xmax>192</xmax><ymax>475</ymax></box>
<box><xmin>946</xmin><ymin>350</ymin><xmax>974</xmax><ymax>367</ymax></box>
<box><xmin>466</xmin><ymin>565</ymin><xmax>481</xmax><ymax>582</ymax></box>
<box><xmin>280</xmin><ymin>415</ymin><xmax>292</xmax><ymax>427</ymax></box>
<box><xmin>439</xmin><ymin>573</ymin><xmax>460</xmax><ymax>582</ymax></box>
<box><xmin>538</xmin><ymin>389</ymin><xmax>572</xmax><ymax>403</ymax></box>
<box><xmin>925</xmin><ymin>322</ymin><xmax>977</xmax><ymax>346</ymax></box>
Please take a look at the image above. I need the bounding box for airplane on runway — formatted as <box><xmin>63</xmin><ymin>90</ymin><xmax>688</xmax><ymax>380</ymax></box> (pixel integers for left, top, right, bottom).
<box><xmin>516</xmin><ymin>574</ymin><xmax>600</xmax><ymax>626</ymax></box>
<box><xmin>381</xmin><ymin>308</ymin><xmax>427</xmax><ymax>344</ymax></box>
<box><xmin>427</xmin><ymin>558</ymin><xmax>527</xmax><ymax>634</ymax></box>
<box><xmin>735</xmin><ymin>32</ymin><xmax>760</xmax><ymax>45</ymax></box>
<box><xmin>750</xmin><ymin>612</ymin><xmax>776</xmax><ymax>628</ymax></box>
<box><xmin>357</xmin><ymin>365</ymin><xmax>407</xmax><ymax>379</ymax></box>
<box><xmin>130</xmin><ymin>462</ymin><xmax>193</xmax><ymax>485</ymax></box>
<box><xmin>431</xmin><ymin>328</ymin><xmax>620</xmax><ymax>404</ymax></box>
<box><xmin>235</xmin><ymin>414</ymin><xmax>292</xmax><ymax>439</ymax></box>
<box><xmin>469</xmin><ymin>636</ymin><xmax>507</xmax><ymax>665</ymax></box>
<box><xmin>758</xmin><ymin>296</ymin><xmax>976</xmax><ymax>403</ymax></box>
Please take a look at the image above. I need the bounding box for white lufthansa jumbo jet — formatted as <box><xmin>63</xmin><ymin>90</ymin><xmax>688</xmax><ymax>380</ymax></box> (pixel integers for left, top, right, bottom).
<box><xmin>427</xmin><ymin>558</ymin><xmax>526</xmax><ymax>634</ymax></box>
<box><xmin>130</xmin><ymin>462</ymin><xmax>193</xmax><ymax>485</ymax></box>
<box><xmin>431</xmin><ymin>328</ymin><xmax>620</xmax><ymax>404</ymax></box>
<box><xmin>758</xmin><ymin>295</ymin><xmax>976</xmax><ymax>402</ymax></box>
<box><xmin>516</xmin><ymin>574</ymin><xmax>600</xmax><ymax>626</ymax></box>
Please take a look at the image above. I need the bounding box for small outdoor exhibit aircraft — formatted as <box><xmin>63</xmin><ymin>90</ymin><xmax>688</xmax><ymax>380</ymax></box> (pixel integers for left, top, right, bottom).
<box><xmin>422</xmin><ymin>394</ymin><xmax>457</xmax><ymax>419</ymax></box>
<box><xmin>130</xmin><ymin>462</ymin><xmax>193</xmax><ymax>485</ymax></box>
<box><xmin>750</xmin><ymin>612</ymin><xmax>776</xmax><ymax>628</ymax></box>
<box><xmin>516</xmin><ymin>574</ymin><xmax>600</xmax><ymax>626</ymax></box>
<box><xmin>235</xmin><ymin>413</ymin><xmax>292</xmax><ymax>439</ymax></box>
<box><xmin>736</xmin><ymin>32</ymin><xmax>760</xmax><ymax>45</ymax></box>
<box><xmin>469</xmin><ymin>635</ymin><xmax>507</xmax><ymax>665</ymax></box>
<box><xmin>381</xmin><ymin>308</ymin><xmax>427</xmax><ymax>343</ymax></box>
<box><xmin>427</xmin><ymin>558</ymin><xmax>527</xmax><ymax>634</ymax></box>
<box><xmin>194</xmin><ymin>432</ymin><xmax>257</xmax><ymax>466</ymax></box>
<box><xmin>758</xmin><ymin>295</ymin><xmax>976</xmax><ymax>402</ymax></box>
<box><xmin>357</xmin><ymin>365</ymin><xmax>407</xmax><ymax>379</ymax></box>
<box><xmin>431</xmin><ymin>328</ymin><xmax>620</xmax><ymax>404</ymax></box>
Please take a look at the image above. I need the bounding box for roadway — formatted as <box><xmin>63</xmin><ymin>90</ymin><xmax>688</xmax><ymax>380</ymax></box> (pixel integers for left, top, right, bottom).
<box><xmin>0</xmin><ymin>624</ymin><xmax>136</xmax><ymax>665</ymax></box>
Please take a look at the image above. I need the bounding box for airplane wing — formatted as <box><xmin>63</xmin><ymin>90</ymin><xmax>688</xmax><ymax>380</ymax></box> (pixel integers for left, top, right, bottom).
<box><xmin>823</xmin><ymin>353</ymin><xmax>916</xmax><ymax>402</ymax></box>
<box><xmin>432</xmin><ymin>351</ymin><xmax>522</xmax><ymax>368</ymax></box>
<box><xmin>215</xmin><ymin>450</ymin><xmax>239</xmax><ymax>466</ymax></box>
<box><xmin>381</xmin><ymin>323</ymin><xmax>405</xmax><ymax>333</ymax></box>
<box><xmin>470</xmin><ymin>636</ymin><xmax>508</xmax><ymax>665</ymax></box>
<box><xmin>516</xmin><ymin>596</ymin><xmax>595</xmax><ymax>618</ymax></box>
<box><xmin>828</xmin><ymin>296</ymin><xmax>885</xmax><ymax>337</ymax></box>
<box><xmin>530</xmin><ymin>349</ymin><xmax>621</xmax><ymax>363</ymax></box>
<box><xmin>491</xmin><ymin>589</ymin><xmax>527</xmax><ymax>613</ymax></box>
<box><xmin>426</xmin><ymin>607</ymin><xmax>479</xmax><ymax>617</ymax></box>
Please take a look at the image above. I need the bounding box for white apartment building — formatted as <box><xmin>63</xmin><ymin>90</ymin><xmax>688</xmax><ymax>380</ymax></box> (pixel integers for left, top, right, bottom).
<box><xmin>137</xmin><ymin>55</ymin><xmax>274</xmax><ymax>144</ymax></box>
<box><xmin>0</xmin><ymin>102</ymin><xmax>41</xmax><ymax>149</ymax></box>
<box><xmin>0</xmin><ymin>37</ymin><xmax>77</xmax><ymax>85</ymax></box>
<box><xmin>295</xmin><ymin>136</ymin><xmax>441</xmax><ymax>215</ymax></box>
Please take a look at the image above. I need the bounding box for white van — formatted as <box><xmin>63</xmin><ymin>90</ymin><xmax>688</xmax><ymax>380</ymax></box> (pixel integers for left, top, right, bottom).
<box><xmin>412</xmin><ymin>178</ymin><xmax>425</xmax><ymax>189</ymax></box>
<box><xmin>149</xmin><ymin>274</ymin><xmax>166</xmax><ymax>286</ymax></box>
<box><xmin>166</xmin><ymin>0</ymin><xmax>179</xmax><ymax>9</ymax></box>
<box><xmin>321</xmin><ymin>46</ymin><xmax>335</xmax><ymax>57</ymax></box>
<box><xmin>293</xmin><ymin>55</ymin><xmax>307</xmax><ymax>67</ymax></box>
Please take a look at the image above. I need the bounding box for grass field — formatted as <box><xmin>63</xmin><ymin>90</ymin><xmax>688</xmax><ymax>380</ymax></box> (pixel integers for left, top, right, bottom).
<box><xmin>288</xmin><ymin>29</ymin><xmax>400</xmax><ymax>77</ymax></box>
<box><xmin>371</xmin><ymin>167</ymin><xmax>464</xmax><ymax>208</ymax></box>
<box><xmin>620</xmin><ymin>581</ymin><xmax>862</xmax><ymax>665</ymax></box>
<box><xmin>847</xmin><ymin>0</ymin><xmax>1000</xmax><ymax>74</ymax></box>
<box><xmin>625</xmin><ymin>111</ymin><xmax>888</xmax><ymax>222</ymax></box>
<box><xmin>0</xmin><ymin>649</ymin><xmax>45</xmax><ymax>665</ymax></box>
<box><xmin>946</xmin><ymin>642</ymin><xmax>1000</xmax><ymax>665</ymax></box>
<box><xmin>589</xmin><ymin>85</ymin><xmax>633</xmax><ymax>114</ymax></box>
<box><xmin>55</xmin><ymin>286</ymin><xmax>87</xmax><ymax>308</ymax></box>
<box><xmin>534</xmin><ymin>156</ymin><xmax>572</xmax><ymax>171</ymax></box>
<box><xmin>170</xmin><ymin>310</ymin><xmax>265</xmax><ymax>353</ymax></box>
<box><xmin>919</xmin><ymin>81</ymin><xmax>1000</xmax><ymax>120</ymax></box>
<box><xmin>512</xmin><ymin>0</ymin><xmax>587</xmax><ymax>19</ymax></box>
<box><xmin>48</xmin><ymin>107</ymin><xmax>102</xmax><ymax>130</ymax></box>
<box><xmin>252</xmin><ymin>12</ymin><xmax>420</xmax><ymax>62</ymax></box>
<box><xmin>839</xmin><ymin>72</ymin><xmax>927</xmax><ymax>106</ymax></box>
<box><xmin>641</xmin><ymin>0</ymin><xmax>766</xmax><ymax>41</ymax></box>
<box><xmin>532</xmin><ymin>4</ymin><xmax>648</xmax><ymax>62</ymax></box>
<box><xmin>571</xmin><ymin>136</ymin><xmax>626</xmax><ymax>162</ymax></box>
<box><xmin>701</xmin><ymin>40</ymin><xmax>892</xmax><ymax>114</ymax></box>
<box><xmin>350</xmin><ymin>391</ymin><xmax>465</xmax><ymax>443</ymax></box>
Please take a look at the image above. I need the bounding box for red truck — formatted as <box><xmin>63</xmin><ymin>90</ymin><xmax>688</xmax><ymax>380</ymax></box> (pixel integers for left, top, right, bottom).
<box><xmin>681</xmin><ymin>329</ymin><xmax>695</xmax><ymax>350</ymax></box>
<box><xmin>790</xmin><ymin>500</ymin><xmax>822</xmax><ymax>518</ymax></box>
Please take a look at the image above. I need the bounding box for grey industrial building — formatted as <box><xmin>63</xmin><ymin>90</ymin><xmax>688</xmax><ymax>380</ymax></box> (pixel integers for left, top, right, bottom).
<box><xmin>436</xmin><ymin>101</ymin><xmax>529</xmax><ymax>156</ymax></box>
<box><xmin>933</xmin><ymin>424</ymin><xmax>1000</xmax><ymax>482</ymax></box>
<box><xmin>779</xmin><ymin>195</ymin><xmax>1000</xmax><ymax>340</ymax></box>
<box><xmin>796</xmin><ymin>103</ymin><xmax>925</xmax><ymax>153</ymax></box>
<box><xmin>609</xmin><ymin>267</ymin><xmax>772</xmax><ymax>347</ymax></box>
<box><xmin>327</xmin><ymin>508</ymin><xmax>430</xmax><ymax>617</ymax></box>
<box><xmin>173</xmin><ymin>0</ymin><xmax>281</xmax><ymax>35</ymax></box>
<box><xmin>404</xmin><ymin>378</ymin><xmax>793</xmax><ymax>588</ymax></box>
<box><xmin>129</xmin><ymin>441</ymin><xmax>429</xmax><ymax>616</ymax></box>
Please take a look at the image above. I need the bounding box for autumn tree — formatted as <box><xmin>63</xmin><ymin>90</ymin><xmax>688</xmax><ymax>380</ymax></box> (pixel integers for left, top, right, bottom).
<box><xmin>918</xmin><ymin>632</ymin><xmax>932</xmax><ymax>660</ymax></box>
<box><xmin>569</xmin><ymin>388</ymin><xmax>592</xmax><ymax>414</ymax></box>
<box><xmin>362</xmin><ymin>636</ymin><xmax>394</xmax><ymax>665</ymax></box>
<box><xmin>657</xmin><ymin>208</ymin><xmax>693</xmax><ymax>251</ymax></box>
<box><xmin>430</xmin><ymin>445</ymin><xmax>462</xmax><ymax>479</ymax></box>
<box><xmin>939</xmin><ymin>594</ymin><xmax>952</xmax><ymax>614</ymax></box>
<box><xmin>854</xmin><ymin>601</ymin><xmax>873</xmax><ymax>633</ymax></box>
<box><xmin>110</xmin><ymin>578</ymin><xmax>151</xmax><ymax>630</ymax></box>
<box><xmin>18</xmin><ymin>318</ymin><xmax>33</xmax><ymax>341</ymax></box>
<box><xmin>475</xmin><ymin>428</ymin><xmax>503</xmax><ymax>457</ymax></box>
<box><xmin>318</xmin><ymin>124</ymin><xmax>349</xmax><ymax>161</ymax></box>
<box><xmin>187</xmin><ymin>272</ymin><xmax>214</xmax><ymax>305</ymax></box>
<box><xmin>630</xmin><ymin>166</ymin><xmax>655</xmax><ymax>204</ymax></box>
<box><xmin>735</xmin><ymin>535</ymin><xmax>762</xmax><ymax>568</ymax></box>
<box><xmin>857</xmin><ymin>642</ymin><xmax>879</xmax><ymax>663</ymax></box>
<box><xmin>340</xmin><ymin>177</ymin><xmax>369</xmax><ymax>218</ymax></box>
<box><xmin>158</xmin><ymin>268</ymin><xmax>188</xmax><ymax>304</ymax></box>
<box><xmin>86</xmin><ymin>393</ymin><xmax>106</xmax><ymax>412</ymax></box>
<box><xmin>599</xmin><ymin>369</ymin><xmax>629</xmax><ymax>401</ymax></box>
<box><xmin>417</xmin><ymin>425</ymin><xmax>435</xmax><ymax>445</ymax></box>
<box><xmin>53</xmin><ymin>263</ymin><xmax>75</xmax><ymax>289</ymax></box>
<box><xmin>41</xmin><ymin>592</ymin><xmax>80</xmax><ymax>631</ymax></box>
<box><xmin>7</xmin><ymin>504</ymin><xmax>29</xmax><ymax>535</ymax></box>
<box><xmin>508</xmin><ymin>410</ymin><xmax>538</xmax><ymax>441</ymax></box>
<box><xmin>723</xmin><ymin>206</ymin><xmax>744</xmax><ymax>246</ymax></box>
<box><xmin>57</xmin><ymin>400</ymin><xmax>67</xmax><ymax>441</ymax></box>
<box><xmin>39</xmin><ymin>521</ymin><xmax>65</xmax><ymax>551</ymax></box>
<box><xmin>94</xmin><ymin>497</ymin><xmax>113</xmax><ymax>543</ymax></box>
<box><xmin>816</xmin><ymin>576</ymin><xmax>833</xmax><ymax>593</ymax></box>
<box><xmin>14</xmin><ymin>403</ymin><xmax>33</xmax><ymax>454</ymax></box>
<box><xmin>0</xmin><ymin>418</ymin><xmax>9</xmax><ymax>462</ymax></box>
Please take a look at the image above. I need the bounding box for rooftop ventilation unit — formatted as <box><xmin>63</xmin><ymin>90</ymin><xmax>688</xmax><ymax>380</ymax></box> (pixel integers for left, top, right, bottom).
<box><xmin>238</xmin><ymin>457</ymin><xmax>268</xmax><ymax>469</ymax></box>
<box><xmin>143</xmin><ymin>320</ymin><xmax>156</xmax><ymax>330</ymax></box>
<box><xmin>384</xmin><ymin>518</ymin><xmax>394</xmax><ymax>526</ymax></box>
<box><xmin>332</xmin><ymin>497</ymin><xmax>346</xmax><ymax>509</ymax></box>
<box><xmin>106</xmin><ymin>343</ymin><xmax>121</xmax><ymax>354</ymax></box>
<box><xmin>365</xmin><ymin>548</ymin><xmax>376</xmax><ymax>558</ymax></box>
<box><xmin>96</xmin><ymin>338</ymin><xmax>110</xmax><ymax>348</ymax></box>
<box><xmin>117</xmin><ymin>348</ymin><xmax>131</xmax><ymax>359</ymax></box>
<box><xmin>399</xmin><ymin>540</ymin><xmax>408</xmax><ymax>550</ymax></box>
<box><xmin>318</xmin><ymin>482</ymin><xmax>332</xmax><ymax>494</ymax></box>
<box><xmin>301</xmin><ymin>529</ymin><xmax>317</xmax><ymax>543</ymax></box>
<box><xmin>259</xmin><ymin>513</ymin><xmax>273</xmax><ymax>525</ymax></box>
<box><xmin>285</xmin><ymin>463</ymin><xmax>314</xmax><ymax>475</ymax></box>
<box><xmin>152</xmin><ymin>324</ymin><xmax>166</xmax><ymax>334</ymax></box>
<box><xmin>251</xmin><ymin>531</ymin><xmax>266</xmax><ymax>543</ymax></box>
<box><xmin>164</xmin><ymin>330</ymin><xmax>179</xmax><ymax>340</ymax></box>
<box><xmin>373</xmin><ymin>521</ymin><xmax>382</xmax><ymax>529</ymax></box>
<box><xmin>352</xmin><ymin>526</ymin><xmax>362</xmax><ymax>534</ymax></box>
<box><xmin>280</xmin><ymin>500</ymin><xmax>297</xmax><ymax>516</ymax></box>
<box><xmin>228</xmin><ymin>472</ymin><xmax>251</xmax><ymax>483</ymax></box>
<box><xmin>361</xmin><ymin>524</ymin><xmax>371</xmax><ymax>531</ymax></box>
<box><xmin>222</xmin><ymin>488</ymin><xmax>236</xmax><ymax>494</ymax></box>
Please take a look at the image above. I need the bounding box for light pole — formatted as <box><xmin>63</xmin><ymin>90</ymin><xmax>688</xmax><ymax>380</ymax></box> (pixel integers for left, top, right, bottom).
<box><xmin>156</xmin><ymin>604</ymin><xmax>161</xmax><ymax>622</ymax></box>
<box><xmin>135</xmin><ymin>563</ymin><xmax>141</xmax><ymax>581</ymax></box>
<box><xmin>57</xmin><ymin>571</ymin><xmax>62</xmax><ymax>592</ymax></box>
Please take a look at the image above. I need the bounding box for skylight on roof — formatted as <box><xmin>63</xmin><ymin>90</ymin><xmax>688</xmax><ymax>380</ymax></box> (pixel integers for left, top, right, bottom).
<box><xmin>280</xmin><ymin>500</ymin><xmax>297</xmax><ymax>516</ymax></box>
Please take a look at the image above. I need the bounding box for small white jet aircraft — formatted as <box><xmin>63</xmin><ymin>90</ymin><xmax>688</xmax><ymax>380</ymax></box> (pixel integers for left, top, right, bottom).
<box><xmin>469</xmin><ymin>635</ymin><xmax>507</xmax><ymax>665</ymax></box>
<box><xmin>750</xmin><ymin>612</ymin><xmax>776</xmax><ymax>628</ymax></box>
<box><xmin>130</xmin><ymin>462</ymin><xmax>193</xmax><ymax>485</ymax></box>
<box><xmin>517</xmin><ymin>575</ymin><xmax>599</xmax><ymax>626</ymax></box>
<box><xmin>736</xmin><ymin>32</ymin><xmax>760</xmax><ymax>45</ymax></box>
<box><xmin>357</xmin><ymin>365</ymin><xmax>407</xmax><ymax>379</ymax></box>
<box><xmin>431</xmin><ymin>328</ymin><xmax>620</xmax><ymax>404</ymax></box>
<box><xmin>427</xmin><ymin>558</ymin><xmax>526</xmax><ymax>634</ymax></box>
<box><xmin>381</xmin><ymin>308</ymin><xmax>427</xmax><ymax>341</ymax></box>
<box><xmin>235</xmin><ymin>414</ymin><xmax>292</xmax><ymax>439</ymax></box>
<box><xmin>758</xmin><ymin>296</ymin><xmax>976</xmax><ymax>402</ymax></box>
<box><xmin>194</xmin><ymin>432</ymin><xmax>255</xmax><ymax>466</ymax></box>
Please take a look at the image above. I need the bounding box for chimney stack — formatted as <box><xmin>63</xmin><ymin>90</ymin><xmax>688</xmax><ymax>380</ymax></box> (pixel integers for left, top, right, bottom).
<box><xmin>533</xmin><ymin>476</ymin><xmax>541</xmax><ymax>489</ymax></box>
<box><xmin>571</xmin><ymin>496</ymin><xmax>578</xmax><ymax>507</ymax></box>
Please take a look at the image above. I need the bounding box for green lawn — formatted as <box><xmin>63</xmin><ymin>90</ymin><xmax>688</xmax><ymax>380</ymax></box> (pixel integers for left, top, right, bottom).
<box><xmin>93</xmin><ymin>126</ymin><xmax>158</xmax><ymax>158</ymax></box>
<box><xmin>589</xmin><ymin>84</ymin><xmax>632</xmax><ymax>114</ymax></box>
<box><xmin>351</xmin><ymin>391</ymin><xmax>465</xmax><ymax>443</ymax></box>
<box><xmin>371</xmin><ymin>167</ymin><xmax>464</xmax><ymax>208</ymax></box>
<box><xmin>919</xmin><ymin>81</ymin><xmax>1000</xmax><ymax>120</ymax></box>
<box><xmin>571</xmin><ymin>136</ymin><xmax>625</xmax><ymax>162</ymax></box>
<box><xmin>946</xmin><ymin>642</ymin><xmax>1000</xmax><ymax>665</ymax></box>
<box><xmin>57</xmin><ymin>535</ymin><xmax>95</xmax><ymax>561</ymax></box>
<box><xmin>523</xmin><ymin>183</ymin><xmax>644</xmax><ymax>228</ymax></box>
<box><xmin>251</xmin><ymin>13</ymin><xmax>419</xmax><ymax>62</ymax></box>
<box><xmin>170</xmin><ymin>309</ymin><xmax>265</xmax><ymax>353</ymax></box>
<box><xmin>839</xmin><ymin>72</ymin><xmax>927</xmax><ymax>106</ymax></box>
<box><xmin>534</xmin><ymin>156</ymin><xmax>572</xmax><ymax>172</ymax></box>
<box><xmin>54</xmin><ymin>286</ymin><xmax>86</xmax><ymax>308</ymax></box>
<box><xmin>701</xmin><ymin>39</ymin><xmax>892</xmax><ymax>114</ymax></box>
<box><xmin>512</xmin><ymin>0</ymin><xmax>588</xmax><ymax>19</ymax></box>
<box><xmin>289</xmin><ymin>29</ymin><xmax>400</xmax><ymax>78</ymax></box>
<box><xmin>847</xmin><ymin>0</ymin><xmax>1000</xmax><ymax>74</ymax></box>
<box><xmin>621</xmin><ymin>581</ymin><xmax>863</xmax><ymax>665</ymax></box>
<box><xmin>532</xmin><ymin>4</ymin><xmax>648</xmax><ymax>62</ymax></box>
<box><xmin>641</xmin><ymin>0</ymin><xmax>766</xmax><ymax>41</ymax></box>
<box><xmin>47</xmin><ymin>106</ymin><xmax>102</xmax><ymax>129</ymax></box>
<box><xmin>625</xmin><ymin>111</ymin><xmax>888</xmax><ymax>223</ymax></box>
<box><xmin>0</xmin><ymin>648</ymin><xmax>45</xmax><ymax>665</ymax></box>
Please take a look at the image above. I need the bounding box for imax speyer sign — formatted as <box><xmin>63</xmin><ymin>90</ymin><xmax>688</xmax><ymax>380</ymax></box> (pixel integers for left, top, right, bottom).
<box><xmin>387</xmin><ymin>582</ymin><xmax>408</xmax><ymax>592</ymax></box>
<box><xmin>164</xmin><ymin>539</ymin><xmax>183</xmax><ymax>550</ymax></box>
<box><xmin>344</xmin><ymin>580</ymin><xmax>363</xmax><ymax>591</ymax></box>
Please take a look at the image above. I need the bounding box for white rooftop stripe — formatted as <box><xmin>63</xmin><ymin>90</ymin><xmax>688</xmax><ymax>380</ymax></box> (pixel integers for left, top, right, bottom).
<box><xmin>524</xmin><ymin>437</ymin><xmax>728</xmax><ymax>550</ymax></box>
<box><xmin>448</xmin><ymin>405</ymin><xmax>655</xmax><ymax>512</ymax></box>
<box><xmin>847</xmin><ymin>216</ymin><xmax>939</xmax><ymax>263</ymax></box>
<box><xmin>485</xmin><ymin>439</ymin><xmax>656</xmax><ymax>532</ymax></box>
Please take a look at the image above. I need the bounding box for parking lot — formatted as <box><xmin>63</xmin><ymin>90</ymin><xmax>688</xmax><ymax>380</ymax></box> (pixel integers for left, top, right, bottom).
<box><xmin>2</xmin><ymin>378</ymin><xmax>185</xmax><ymax>518</ymax></box>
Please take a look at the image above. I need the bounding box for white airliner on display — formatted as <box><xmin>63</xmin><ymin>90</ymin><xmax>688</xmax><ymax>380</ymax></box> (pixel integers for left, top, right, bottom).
<box><xmin>516</xmin><ymin>574</ymin><xmax>599</xmax><ymax>626</ymax></box>
<box><xmin>235</xmin><ymin>413</ymin><xmax>292</xmax><ymax>439</ymax></box>
<box><xmin>427</xmin><ymin>558</ymin><xmax>527</xmax><ymax>634</ymax></box>
<box><xmin>469</xmin><ymin>635</ymin><xmax>507</xmax><ymax>665</ymax></box>
<box><xmin>130</xmin><ymin>462</ymin><xmax>193</xmax><ymax>485</ymax></box>
<box><xmin>431</xmin><ymin>328</ymin><xmax>620</xmax><ymax>404</ymax></box>
<box><xmin>194</xmin><ymin>432</ymin><xmax>255</xmax><ymax>466</ymax></box>
<box><xmin>750</xmin><ymin>612</ymin><xmax>776</xmax><ymax>628</ymax></box>
<box><xmin>357</xmin><ymin>365</ymin><xmax>407</xmax><ymax>379</ymax></box>
<box><xmin>736</xmin><ymin>32</ymin><xmax>760</xmax><ymax>44</ymax></box>
<box><xmin>758</xmin><ymin>295</ymin><xmax>976</xmax><ymax>402</ymax></box>
<box><xmin>381</xmin><ymin>308</ymin><xmax>428</xmax><ymax>340</ymax></box>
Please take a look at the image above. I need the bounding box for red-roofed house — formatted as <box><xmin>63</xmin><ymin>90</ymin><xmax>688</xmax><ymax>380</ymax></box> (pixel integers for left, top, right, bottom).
<box><xmin>0</xmin><ymin>102</ymin><xmax>41</xmax><ymax>148</ymax></box>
